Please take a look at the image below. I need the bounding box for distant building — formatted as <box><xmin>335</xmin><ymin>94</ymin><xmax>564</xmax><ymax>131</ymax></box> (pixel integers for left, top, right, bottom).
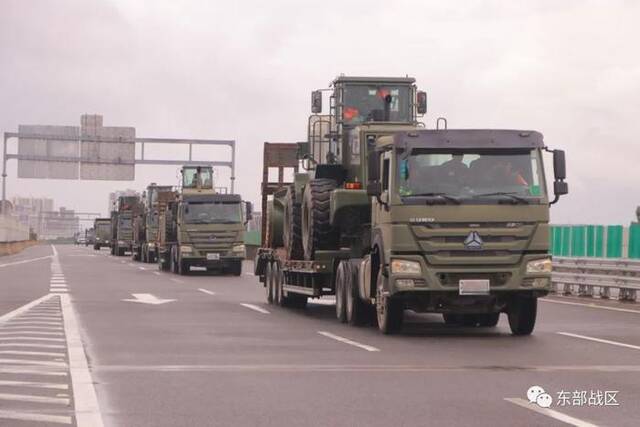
<box><xmin>11</xmin><ymin>197</ymin><xmax>55</xmax><ymax>237</ymax></box>
<box><xmin>40</xmin><ymin>207</ymin><xmax>80</xmax><ymax>240</ymax></box>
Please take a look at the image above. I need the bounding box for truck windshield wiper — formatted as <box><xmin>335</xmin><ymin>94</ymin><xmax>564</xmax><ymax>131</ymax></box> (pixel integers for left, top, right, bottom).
<box><xmin>403</xmin><ymin>192</ymin><xmax>462</xmax><ymax>204</ymax></box>
<box><xmin>473</xmin><ymin>192</ymin><xmax>529</xmax><ymax>204</ymax></box>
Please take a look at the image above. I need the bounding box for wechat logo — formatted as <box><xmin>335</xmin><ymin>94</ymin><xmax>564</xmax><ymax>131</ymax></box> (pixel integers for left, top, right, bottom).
<box><xmin>527</xmin><ymin>385</ymin><xmax>553</xmax><ymax>408</ymax></box>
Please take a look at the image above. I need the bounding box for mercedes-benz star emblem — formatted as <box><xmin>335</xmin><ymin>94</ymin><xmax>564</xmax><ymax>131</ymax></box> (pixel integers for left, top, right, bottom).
<box><xmin>464</xmin><ymin>231</ymin><xmax>483</xmax><ymax>250</ymax></box>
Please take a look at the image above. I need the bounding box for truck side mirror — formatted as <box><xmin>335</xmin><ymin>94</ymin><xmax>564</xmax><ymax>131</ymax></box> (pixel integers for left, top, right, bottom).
<box><xmin>553</xmin><ymin>149</ymin><xmax>566</xmax><ymax>180</ymax></box>
<box><xmin>245</xmin><ymin>201</ymin><xmax>253</xmax><ymax>222</ymax></box>
<box><xmin>550</xmin><ymin>149</ymin><xmax>568</xmax><ymax>205</ymax></box>
<box><xmin>368</xmin><ymin>151</ymin><xmax>380</xmax><ymax>182</ymax></box>
<box><xmin>311</xmin><ymin>90</ymin><xmax>322</xmax><ymax>113</ymax></box>
<box><xmin>417</xmin><ymin>91</ymin><xmax>427</xmax><ymax>115</ymax></box>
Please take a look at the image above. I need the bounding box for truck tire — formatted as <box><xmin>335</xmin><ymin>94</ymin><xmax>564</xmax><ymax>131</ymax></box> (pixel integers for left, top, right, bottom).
<box><xmin>272</xmin><ymin>263</ymin><xmax>282</xmax><ymax>305</ymax></box>
<box><xmin>508</xmin><ymin>297</ymin><xmax>537</xmax><ymax>335</ymax></box>
<box><xmin>170</xmin><ymin>247</ymin><xmax>178</xmax><ymax>274</ymax></box>
<box><xmin>345</xmin><ymin>263</ymin><xmax>367</xmax><ymax>326</ymax></box>
<box><xmin>376</xmin><ymin>271</ymin><xmax>403</xmax><ymax>334</ymax></box>
<box><xmin>283</xmin><ymin>186</ymin><xmax>304</xmax><ymax>260</ymax></box>
<box><xmin>335</xmin><ymin>261</ymin><xmax>348</xmax><ymax>323</ymax></box>
<box><xmin>301</xmin><ymin>179</ymin><xmax>339</xmax><ymax>260</ymax></box>
<box><xmin>265</xmin><ymin>262</ymin><xmax>274</xmax><ymax>304</ymax></box>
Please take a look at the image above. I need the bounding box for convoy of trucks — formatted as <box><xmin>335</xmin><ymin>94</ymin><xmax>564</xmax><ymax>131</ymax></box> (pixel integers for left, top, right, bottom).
<box><xmin>82</xmin><ymin>74</ymin><xmax>567</xmax><ymax>336</ymax></box>
<box><xmin>254</xmin><ymin>75</ymin><xmax>568</xmax><ymax>335</ymax></box>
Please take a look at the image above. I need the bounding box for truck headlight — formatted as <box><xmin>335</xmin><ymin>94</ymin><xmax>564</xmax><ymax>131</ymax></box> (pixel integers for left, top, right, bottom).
<box><xmin>527</xmin><ymin>258</ymin><xmax>552</xmax><ymax>273</ymax></box>
<box><xmin>180</xmin><ymin>245</ymin><xmax>193</xmax><ymax>253</ymax></box>
<box><xmin>232</xmin><ymin>244</ymin><xmax>246</xmax><ymax>253</ymax></box>
<box><xmin>148</xmin><ymin>243</ymin><xmax>155</xmax><ymax>249</ymax></box>
<box><xmin>391</xmin><ymin>259</ymin><xmax>422</xmax><ymax>275</ymax></box>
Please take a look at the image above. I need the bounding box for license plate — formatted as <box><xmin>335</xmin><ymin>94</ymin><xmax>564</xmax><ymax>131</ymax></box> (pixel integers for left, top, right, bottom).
<box><xmin>459</xmin><ymin>279</ymin><xmax>490</xmax><ymax>295</ymax></box>
<box><xmin>206</xmin><ymin>253</ymin><xmax>220</xmax><ymax>261</ymax></box>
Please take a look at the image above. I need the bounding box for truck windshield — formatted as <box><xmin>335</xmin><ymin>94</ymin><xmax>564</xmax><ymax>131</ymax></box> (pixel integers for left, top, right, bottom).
<box><xmin>183</xmin><ymin>202</ymin><xmax>241</xmax><ymax>224</ymax></box>
<box><xmin>182</xmin><ymin>168</ymin><xmax>213</xmax><ymax>189</ymax></box>
<box><xmin>397</xmin><ymin>149</ymin><xmax>546</xmax><ymax>201</ymax></box>
<box><xmin>342</xmin><ymin>85</ymin><xmax>411</xmax><ymax>125</ymax></box>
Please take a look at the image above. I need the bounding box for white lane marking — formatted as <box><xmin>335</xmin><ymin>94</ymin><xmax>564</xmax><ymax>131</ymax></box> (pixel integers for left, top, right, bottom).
<box><xmin>122</xmin><ymin>293</ymin><xmax>176</xmax><ymax>305</ymax></box>
<box><xmin>505</xmin><ymin>397</ymin><xmax>598</xmax><ymax>427</ymax></box>
<box><xmin>170</xmin><ymin>278</ymin><xmax>185</xmax><ymax>284</ymax></box>
<box><xmin>0</xmin><ymin>380</ymin><xmax>68</xmax><ymax>390</ymax></box>
<box><xmin>0</xmin><ymin>350</ymin><xmax>66</xmax><ymax>357</ymax></box>
<box><xmin>51</xmin><ymin>244</ymin><xmax>58</xmax><ymax>256</ymax></box>
<box><xmin>0</xmin><ymin>333</ymin><xmax>65</xmax><ymax>339</ymax></box>
<box><xmin>558</xmin><ymin>332</ymin><xmax>640</xmax><ymax>351</ymax></box>
<box><xmin>0</xmin><ymin>358</ymin><xmax>67</xmax><ymax>367</ymax></box>
<box><xmin>13</xmin><ymin>316</ymin><xmax>62</xmax><ymax>320</ymax></box>
<box><xmin>5</xmin><ymin>321</ymin><xmax>62</xmax><ymax>326</ymax></box>
<box><xmin>317</xmin><ymin>331</ymin><xmax>380</xmax><ymax>352</ymax></box>
<box><xmin>198</xmin><ymin>289</ymin><xmax>215</xmax><ymax>295</ymax></box>
<box><xmin>51</xmin><ymin>290</ymin><xmax>69</xmax><ymax>293</ymax></box>
<box><xmin>0</xmin><ymin>255</ymin><xmax>53</xmax><ymax>268</ymax></box>
<box><xmin>541</xmin><ymin>298</ymin><xmax>640</xmax><ymax>314</ymax></box>
<box><xmin>1</xmin><ymin>326</ymin><xmax>64</xmax><ymax>331</ymax></box>
<box><xmin>240</xmin><ymin>303</ymin><xmax>270</xmax><ymax>314</ymax></box>
<box><xmin>0</xmin><ymin>392</ymin><xmax>69</xmax><ymax>405</ymax></box>
<box><xmin>0</xmin><ymin>343</ymin><xmax>65</xmax><ymax>349</ymax></box>
<box><xmin>138</xmin><ymin>267</ymin><xmax>146</xmax><ymax>270</ymax></box>
<box><xmin>60</xmin><ymin>293</ymin><xmax>105</xmax><ymax>427</ymax></box>
<box><xmin>0</xmin><ymin>294</ymin><xmax>54</xmax><ymax>323</ymax></box>
<box><xmin>153</xmin><ymin>272</ymin><xmax>161</xmax><ymax>276</ymax></box>
<box><xmin>0</xmin><ymin>410</ymin><xmax>72</xmax><ymax>425</ymax></box>
<box><xmin>0</xmin><ymin>368</ymin><xmax>67</xmax><ymax>376</ymax></box>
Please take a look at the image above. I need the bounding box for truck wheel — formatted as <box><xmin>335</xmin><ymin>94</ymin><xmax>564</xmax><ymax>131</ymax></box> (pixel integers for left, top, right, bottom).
<box><xmin>376</xmin><ymin>272</ymin><xmax>403</xmax><ymax>334</ymax></box>
<box><xmin>478</xmin><ymin>313</ymin><xmax>500</xmax><ymax>327</ymax></box>
<box><xmin>93</xmin><ymin>245</ymin><xmax>99</xmax><ymax>251</ymax></box>
<box><xmin>508</xmin><ymin>297</ymin><xmax>537</xmax><ymax>336</ymax></box>
<box><xmin>170</xmin><ymin>248</ymin><xmax>177</xmax><ymax>273</ymax></box>
<box><xmin>335</xmin><ymin>261</ymin><xmax>348</xmax><ymax>323</ymax></box>
<box><xmin>301</xmin><ymin>179</ymin><xmax>338</xmax><ymax>260</ymax></box>
<box><xmin>231</xmin><ymin>261</ymin><xmax>242</xmax><ymax>276</ymax></box>
<box><xmin>178</xmin><ymin>258</ymin><xmax>189</xmax><ymax>275</ymax></box>
<box><xmin>346</xmin><ymin>263</ymin><xmax>367</xmax><ymax>326</ymax></box>
<box><xmin>283</xmin><ymin>186</ymin><xmax>304</xmax><ymax>260</ymax></box>
<box><xmin>265</xmin><ymin>262</ymin><xmax>274</xmax><ymax>304</ymax></box>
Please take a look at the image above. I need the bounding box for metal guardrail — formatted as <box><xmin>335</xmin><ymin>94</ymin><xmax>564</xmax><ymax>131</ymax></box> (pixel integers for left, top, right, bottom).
<box><xmin>552</xmin><ymin>257</ymin><xmax>640</xmax><ymax>302</ymax></box>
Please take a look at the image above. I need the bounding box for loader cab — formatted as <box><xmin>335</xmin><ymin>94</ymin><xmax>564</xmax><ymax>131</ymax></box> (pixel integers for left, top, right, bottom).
<box><xmin>181</xmin><ymin>166</ymin><xmax>214</xmax><ymax>193</ymax></box>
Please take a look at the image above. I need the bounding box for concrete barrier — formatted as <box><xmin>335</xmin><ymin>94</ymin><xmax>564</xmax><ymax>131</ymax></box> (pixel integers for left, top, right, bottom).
<box><xmin>0</xmin><ymin>214</ymin><xmax>32</xmax><ymax>256</ymax></box>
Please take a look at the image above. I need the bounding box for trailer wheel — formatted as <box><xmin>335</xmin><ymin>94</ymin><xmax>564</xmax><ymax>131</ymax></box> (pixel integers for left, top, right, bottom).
<box><xmin>508</xmin><ymin>297</ymin><xmax>537</xmax><ymax>335</ymax></box>
<box><xmin>272</xmin><ymin>263</ymin><xmax>282</xmax><ymax>305</ymax></box>
<box><xmin>283</xmin><ymin>186</ymin><xmax>304</xmax><ymax>260</ymax></box>
<box><xmin>335</xmin><ymin>261</ymin><xmax>348</xmax><ymax>323</ymax></box>
<box><xmin>265</xmin><ymin>262</ymin><xmax>274</xmax><ymax>304</ymax></box>
<box><xmin>376</xmin><ymin>272</ymin><xmax>403</xmax><ymax>334</ymax></box>
<box><xmin>301</xmin><ymin>179</ymin><xmax>339</xmax><ymax>260</ymax></box>
<box><xmin>345</xmin><ymin>263</ymin><xmax>367</xmax><ymax>326</ymax></box>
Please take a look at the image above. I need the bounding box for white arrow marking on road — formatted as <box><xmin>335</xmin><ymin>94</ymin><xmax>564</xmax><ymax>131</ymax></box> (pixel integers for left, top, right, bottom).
<box><xmin>122</xmin><ymin>293</ymin><xmax>176</xmax><ymax>305</ymax></box>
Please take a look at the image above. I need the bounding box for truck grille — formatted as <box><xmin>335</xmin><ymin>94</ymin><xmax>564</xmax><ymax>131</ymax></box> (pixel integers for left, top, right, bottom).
<box><xmin>186</xmin><ymin>230</ymin><xmax>240</xmax><ymax>251</ymax></box>
<box><xmin>410</xmin><ymin>222</ymin><xmax>536</xmax><ymax>265</ymax></box>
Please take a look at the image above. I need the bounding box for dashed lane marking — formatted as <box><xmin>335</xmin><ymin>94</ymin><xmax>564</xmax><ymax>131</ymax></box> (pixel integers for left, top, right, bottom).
<box><xmin>557</xmin><ymin>332</ymin><xmax>640</xmax><ymax>351</ymax></box>
<box><xmin>240</xmin><ymin>303</ymin><xmax>270</xmax><ymax>314</ymax></box>
<box><xmin>0</xmin><ymin>294</ymin><xmax>53</xmax><ymax>323</ymax></box>
<box><xmin>0</xmin><ymin>392</ymin><xmax>70</xmax><ymax>405</ymax></box>
<box><xmin>0</xmin><ymin>380</ymin><xmax>68</xmax><ymax>390</ymax></box>
<box><xmin>0</xmin><ymin>343</ymin><xmax>66</xmax><ymax>349</ymax></box>
<box><xmin>317</xmin><ymin>331</ymin><xmax>380</xmax><ymax>352</ymax></box>
<box><xmin>198</xmin><ymin>289</ymin><xmax>215</xmax><ymax>295</ymax></box>
<box><xmin>541</xmin><ymin>298</ymin><xmax>640</xmax><ymax>314</ymax></box>
<box><xmin>0</xmin><ymin>357</ymin><xmax>67</xmax><ymax>367</ymax></box>
<box><xmin>0</xmin><ymin>410</ymin><xmax>72</xmax><ymax>425</ymax></box>
<box><xmin>0</xmin><ymin>350</ymin><xmax>67</xmax><ymax>357</ymax></box>
<box><xmin>505</xmin><ymin>397</ymin><xmax>598</xmax><ymax>427</ymax></box>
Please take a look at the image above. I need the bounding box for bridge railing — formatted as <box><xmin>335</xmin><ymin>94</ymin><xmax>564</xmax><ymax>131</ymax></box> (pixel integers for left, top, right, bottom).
<box><xmin>552</xmin><ymin>257</ymin><xmax>640</xmax><ymax>302</ymax></box>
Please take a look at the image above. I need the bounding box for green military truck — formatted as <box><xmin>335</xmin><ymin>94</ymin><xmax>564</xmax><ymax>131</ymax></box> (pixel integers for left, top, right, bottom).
<box><xmin>157</xmin><ymin>165</ymin><xmax>251</xmax><ymax>275</ymax></box>
<box><xmin>255</xmin><ymin>75</ymin><xmax>568</xmax><ymax>335</ymax></box>
<box><xmin>132</xmin><ymin>184</ymin><xmax>174</xmax><ymax>263</ymax></box>
<box><xmin>110</xmin><ymin>195</ymin><xmax>141</xmax><ymax>257</ymax></box>
<box><xmin>93</xmin><ymin>218</ymin><xmax>112</xmax><ymax>250</ymax></box>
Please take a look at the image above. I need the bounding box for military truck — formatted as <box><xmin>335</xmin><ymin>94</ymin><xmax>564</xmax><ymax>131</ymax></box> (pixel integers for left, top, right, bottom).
<box><xmin>110</xmin><ymin>195</ymin><xmax>142</xmax><ymax>256</ymax></box>
<box><xmin>93</xmin><ymin>218</ymin><xmax>112</xmax><ymax>250</ymax></box>
<box><xmin>132</xmin><ymin>184</ymin><xmax>174</xmax><ymax>263</ymax></box>
<box><xmin>157</xmin><ymin>165</ymin><xmax>251</xmax><ymax>275</ymax></box>
<box><xmin>255</xmin><ymin>75</ymin><xmax>569</xmax><ymax>335</ymax></box>
<box><xmin>85</xmin><ymin>228</ymin><xmax>95</xmax><ymax>247</ymax></box>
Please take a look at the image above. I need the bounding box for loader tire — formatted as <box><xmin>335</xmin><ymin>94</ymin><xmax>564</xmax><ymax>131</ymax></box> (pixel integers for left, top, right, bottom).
<box><xmin>302</xmin><ymin>179</ymin><xmax>338</xmax><ymax>260</ymax></box>
<box><xmin>283</xmin><ymin>186</ymin><xmax>304</xmax><ymax>260</ymax></box>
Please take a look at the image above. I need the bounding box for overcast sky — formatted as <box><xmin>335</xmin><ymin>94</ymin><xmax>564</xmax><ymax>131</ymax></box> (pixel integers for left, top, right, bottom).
<box><xmin>1</xmin><ymin>0</ymin><xmax>638</xmax><ymax>225</ymax></box>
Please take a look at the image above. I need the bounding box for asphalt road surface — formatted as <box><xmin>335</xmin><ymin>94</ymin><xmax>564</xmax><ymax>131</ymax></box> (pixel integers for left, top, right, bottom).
<box><xmin>1</xmin><ymin>244</ymin><xmax>640</xmax><ymax>426</ymax></box>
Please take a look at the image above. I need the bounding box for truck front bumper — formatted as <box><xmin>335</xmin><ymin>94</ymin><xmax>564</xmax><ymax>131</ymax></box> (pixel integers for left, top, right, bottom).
<box><xmin>181</xmin><ymin>255</ymin><xmax>244</xmax><ymax>269</ymax></box>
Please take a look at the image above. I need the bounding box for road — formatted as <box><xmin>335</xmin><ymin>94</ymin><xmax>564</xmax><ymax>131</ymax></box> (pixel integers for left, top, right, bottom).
<box><xmin>1</xmin><ymin>244</ymin><xmax>640</xmax><ymax>426</ymax></box>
